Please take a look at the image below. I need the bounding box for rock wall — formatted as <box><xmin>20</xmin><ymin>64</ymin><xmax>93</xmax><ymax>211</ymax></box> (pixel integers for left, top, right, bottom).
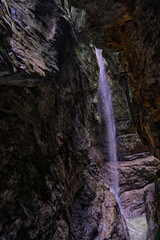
<box><xmin>111</xmin><ymin>78</ymin><xmax>148</xmax><ymax>161</ymax></box>
<box><xmin>0</xmin><ymin>0</ymin><xmax>98</xmax><ymax>239</ymax></box>
<box><xmin>98</xmin><ymin>70</ymin><xmax>159</xmax><ymax>220</ymax></box>
<box><xmin>69</xmin><ymin>0</ymin><xmax>160</xmax><ymax>159</ymax></box>
<box><xmin>144</xmin><ymin>184</ymin><xmax>159</xmax><ymax>240</ymax></box>
<box><xmin>109</xmin><ymin>59</ymin><xmax>160</xmax><ymax>237</ymax></box>
<box><xmin>118</xmin><ymin>156</ymin><xmax>159</xmax><ymax>218</ymax></box>
<box><xmin>0</xmin><ymin>0</ymin><xmax>130</xmax><ymax>239</ymax></box>
<box><xmin>70</xmin><ymin>148</ymin><xmax>130</xmax><ymax>240</ymax></box>
<box><xmin>68</xmin><ymin>0</ymin><xmax>160</xmax><ymax>233</ymax></box>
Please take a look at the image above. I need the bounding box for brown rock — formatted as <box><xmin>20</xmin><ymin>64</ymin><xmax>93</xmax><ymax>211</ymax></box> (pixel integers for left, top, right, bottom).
<box><xmin>70</xmin><ymin>161</ymin><xmax>130</xmax><ymax>240</ymax></box>
<box><xmin>0</xmin><ymin>1</ymin><xmax>99</xmax><ymax>239</ymax></box>
<box><xmin>69</xmin><ymin>0</ymin><xmax>160</xmax><ymax>158</ymax></box>
<box><xmin>143</xmin><ymin>184</ymin><xmax>159</xmax><ymax>240</ymax></box>
<box><xmin>118</xmin><ymin>156</ymin><xmax>159</xmax><ymax>218</ymax></box>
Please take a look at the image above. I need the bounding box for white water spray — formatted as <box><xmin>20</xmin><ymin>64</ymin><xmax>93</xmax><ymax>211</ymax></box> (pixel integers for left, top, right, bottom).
<box><xmin>95</xmin><ymin>48</ymin><xmax>119</xmax><ymax>201</ymax></box>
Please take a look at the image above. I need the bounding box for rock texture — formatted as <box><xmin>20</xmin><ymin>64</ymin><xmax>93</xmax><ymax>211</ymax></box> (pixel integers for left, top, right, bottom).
<box><xmin>143</xmin><ymin>184</ymin><xmax>159</xmax><ymax>240</ymax></box>
<box><xmin>111</xmin><ymin>79</ymin><xmax>149</xmax><ymax>161</ymax></box>
<box><xmin>104</xmin><ymin>155</ymin><xmax>159</xmax><ymax>219</ymax></box>
<box><xmin>0</xmin><ymin>1</ymin><xmax>99</xmax><ymax>239</ymax></box>
<box><xmin>68</xmin><ymin>0</ymin><xmax>160</xmax><ymax>236</ymax></box>
<box><xmin>69</xmin><ymin>0</ymin><xmax>160</xmax><ymax>159</ymax></box>
<box><xmin>110</xmin><ymin>71</ymin><xmax>160</xmax><ymax>222</ymax></box>
<box><xmin>118</xmin><ymin>156</ymin><xmax>159</xmax><ymax>218</ymax></box>
<box><xmin>0</xmin><ymin>1</ymin><xmax>130</xmax><ymax>239</ymax></box>
<box><xmin>70</xmin><ymin>148</ymin><xmax>130</xmax><ymax>240</ymax></box>
<box><xmin>99</xmin><ymin>71</ymin><xmax>158</xmax><ymax>220</ymax></box>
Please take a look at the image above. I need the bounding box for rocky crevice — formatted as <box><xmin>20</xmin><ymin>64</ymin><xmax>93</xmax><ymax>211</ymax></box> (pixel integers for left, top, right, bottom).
<box><xmin>0</xmin><ymin>1</ymin><xmax>131</xmax><ymax>239</ymax></box>
<box><xmin>110</xmin><ymin>71</ymin><xmax>159</xmax><ymax>227</ymax></box>
<box><xmin>69</xmin><ymin>0</ymin><xmax>160</xmax><ymax>160</ymax></box>
<box><xmin>70</xmin><ymin>148</ymin><xmax>130</xmax><ymax>240</ymax></box>
<box><xmin>1</xmin><ymin>0</ymin><xmax>160</xmax><ymax>239</ymax></box>
<box><xmin>96</xmin><ymin>65</ymin><xmax>159</xmax><ymax>239</ymax></box>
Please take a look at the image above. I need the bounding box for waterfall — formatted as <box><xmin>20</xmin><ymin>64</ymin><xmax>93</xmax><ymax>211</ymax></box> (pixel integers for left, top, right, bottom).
<box><xmin>95</xmin><ymin>48</ymin><xmax>119</xmax><ymax>201</ymax></box>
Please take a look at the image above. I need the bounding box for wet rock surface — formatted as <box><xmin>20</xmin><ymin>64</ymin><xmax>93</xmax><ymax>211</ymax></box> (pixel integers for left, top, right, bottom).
<box><xmin>144</xmin><ymin>184</ymin><xmax>159</xmax><ymax>240</ymax></box>
<box><xmin>69</xmin><ymin>0</ymin><xmax>160</xmax><ymax>159</ymax></box>
<box><xmin>0</xmin><ymin>67</ymin><xmax>96</xmax><ymax>239</ymax></box>
<box><xmin>126</xmin><ymin>216</ymin><xmax>148</xmax><ymax>240</ymax></box>
<box><xmin>1</xmin><ymin>0</ymin><xmax>160</xmax><ymax>239</ymax></box>
<box><xmin>70</xmin><ymin>148</ymin><xmax>130</xmax><ymax>240</ymax></box>
<box><xmin>111</xmin><ymin>77</ymin><xmax>159</xmax><ymax>220</ymax></box>
<box><xmin>119</xmin><ymin>156</ymin><xmax>159</xmax><ymax>218</ymax></box>
<box><xmin>0</xmin><ymin>1</ymin><xmax>100</xmax><ymax>239</ymax></box>
<box><xmin>0</xmin><ymin>1</ymin><xmax>131</xmax><ymax>239</ymax></box>
<box><xmin>69</xmin><ymin>0</ymin><xmax>160</xmax><ymax>236</ymax></box>
<box><xmin>104</xmin><ymin>155</ymin><xmax>159</xmax><ymax>219</ymax></box>
<box><xmin>117</xmin><ymin>133</ymin><xmax>148</xmax><ymax>160</ymax></box>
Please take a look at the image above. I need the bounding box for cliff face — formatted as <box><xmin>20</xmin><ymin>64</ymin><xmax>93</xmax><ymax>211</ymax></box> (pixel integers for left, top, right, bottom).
<box><xmin>110</xmin><ymin>75</ymin><xmax>160</xmax><ymax>219</ymax></box>
<box><xmin>70</xmin><ymin>148</ymin><xmax>130</xmax><ymax>240</ymax></box>
<box><xmin>0</xmin><ymin>1</ymin><xmax>130</xmax><ymax>239</ymax></box>
<box><xmin>0</xmin><ymin>1</ymin><xmax>98</xmax><ymax>239</ymax></box>
<box><xmin>69</xmin><ymin>0</ymin><xmax>160</xmax><ymax>159</ymax></box>
<box><xmin>1</xmin><ymin>0</ymin><xmax>160</xmax><ymax>238</ymax></box>
<box><xmin>68</xmin><ymin>1</ymin><xmax>160</xmax><ymax>235</ymax></box>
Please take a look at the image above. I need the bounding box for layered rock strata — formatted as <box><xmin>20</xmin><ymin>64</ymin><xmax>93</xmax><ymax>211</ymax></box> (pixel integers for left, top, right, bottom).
<box><xmin>0</xmin><ymin>0</ymin><xmax>98</xmax><ymax>238</ymax></box>
<box><xmin>118</xmin><ymin>156</ymin><xmax>159</xmax><ymax>218</ymax></box>
<box><xmin>69</xmin><ymin>0</ymin><xmax>160</xmax><ymax>159</ymax></box>
<box><xmin>0</xmin><ymin>0</ymin><xmax>130</xmax><ymax>239</ymax></box>
<box><xmin>68</xmin><ymin>0</ymin><xmax>160</xmax><ymax>235</ymax></box>
<box><xmin>98</xmin><ymin>71</ymin><xmax>157</xmax><ymax>219</ymax></box>
<box><xmin>70</xmin><ymin>148</ymin><xmax>130</xmax><ymax>240</ymax></box>
<box><xmin>144</xmin><ymin>184</ymin><xmax>159</xmax><ymax>240</ymax></box>
<box><xmin>112</xmin><ymin>77</ymin><xmax>160</xmax><ymax>219</ymax></box>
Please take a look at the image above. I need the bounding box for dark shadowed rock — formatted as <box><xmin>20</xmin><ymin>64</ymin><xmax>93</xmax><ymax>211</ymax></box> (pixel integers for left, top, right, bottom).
<box><xmin>70</xmin><ymin>148</ymin><xmax>130</xmax><ymax>240</ymax></box>
<box><xmin>69</xmin><ymin>0</ymin><xmax>160</xmax><ymax>159</ymax></box>
<box><xmin>0</xmin><ymin>1</ymin><xmax>131</xmax><ymax>239</ymax></box>
<box><xmin>0</xmin><ymin>1</ymin><xmax>100</xmax><ymax>239</ymax></box>
<box><xmin>108</xmin><ymin>72</ymin><xmax>159</xmax><ymax>221</ymax></box>
<box><xmin>144</xmin><ymin>184</ymin><xmax>159</xmax><ymax>240</ymax></box>
<box><xmin>68</xmin><ymin>0</ymin><xmax>160</xmax><ymax>235</ymax></box>
<box><xmin>118</xmin><ymin>156</ymin><xmax>159</xmax><ymax>218</ymax></box>
<box><xmin>104</xmin><ymin>156</ymin><xmax>159</xmax><ymax>220</ymax></box>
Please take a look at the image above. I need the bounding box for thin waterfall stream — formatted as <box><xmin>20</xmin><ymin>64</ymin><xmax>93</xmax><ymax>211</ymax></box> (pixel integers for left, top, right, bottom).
<box><xmin>96</xmin><ymin>48</ymin><xmax>147</xmax><ymax>240</ymax></box>
<box><xmin>96</xmin><ymin>48</ymin><xmax>119</xmax><ymax>203</ymax></box>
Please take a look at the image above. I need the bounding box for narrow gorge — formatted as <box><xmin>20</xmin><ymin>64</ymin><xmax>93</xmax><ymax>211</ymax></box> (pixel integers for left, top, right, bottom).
<box><xmin>0</xmin><ymin>0</ymin><xmax>160</xmax><ymax>240</ymax></box>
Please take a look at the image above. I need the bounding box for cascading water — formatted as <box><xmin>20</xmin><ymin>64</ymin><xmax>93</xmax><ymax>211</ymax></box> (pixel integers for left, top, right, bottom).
<box><xmin>96</xmin><ymin>49</ymin><xmax>148</xmax><ymax>240</ymax></box>
<box><xmin>95</xmin><ymin>48</ymin><xmax>119</xmax><ymax>201</ymax></box>
<box><xmin>126</xmin><ymin>216</ymin><xmax>147</xmax><ymax>240</ymax></box>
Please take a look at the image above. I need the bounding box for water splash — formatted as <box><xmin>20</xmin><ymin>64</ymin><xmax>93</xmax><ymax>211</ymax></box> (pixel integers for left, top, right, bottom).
<box><xmin>95</xmin><ymin>48</ymin><xmax>119</xmax><ymax>202</ymax></box>
<box><xmin>126</xmin><ymin>216</ymin><xmax>147</xmax><ymax>240</ymax></box>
